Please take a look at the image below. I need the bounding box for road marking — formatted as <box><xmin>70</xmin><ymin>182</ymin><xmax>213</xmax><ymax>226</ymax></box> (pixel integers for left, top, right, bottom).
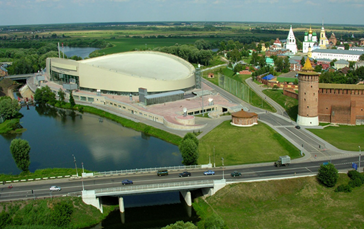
<box><xmin>306</xmin><ymin>167</ymin><xmax>312</xmax><ymax>172</ymax></box>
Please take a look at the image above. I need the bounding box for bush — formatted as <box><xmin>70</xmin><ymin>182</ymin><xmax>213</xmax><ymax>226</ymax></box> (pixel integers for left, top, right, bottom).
<box><xmin>347</xmin><ymin>170</ymin><xmax>362</xmax><ymax>180</ymax></box>
<box><xmin>334</xmin><ymin>184</ymin><xmax>352</xmax><ymax>193</ymax></box>
<box><xmin>317</xmin><ymin>163</ymin><xmax>339</xmax><ymax>187</ymax></box>
<box><xmin>0</xmin><ymin>211</ymin><xmax>11</xmax><ymax>228</ymax></box>
<box><xmin>349</xmin><ymin>178</ymin><xmax>362</xmax><ymax>188</ymax></box>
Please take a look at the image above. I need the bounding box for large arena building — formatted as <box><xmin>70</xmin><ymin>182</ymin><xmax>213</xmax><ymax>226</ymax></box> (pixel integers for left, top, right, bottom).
<box><xmin>46</xmin><ymin>51</ymin><xmax>197</xmax><ymax>95</ymax></box>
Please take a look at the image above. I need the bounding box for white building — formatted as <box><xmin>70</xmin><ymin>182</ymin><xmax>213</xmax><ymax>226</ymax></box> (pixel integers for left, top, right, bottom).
<box><xmin>285</xmin><ymin>25</ymin><xmax>297</xmax><ymax>54</ymax></box>
<box><xmin>311</xmin><ymin>49</ymin><xmax>364</xmax><ymax>62</ymax></box>
<box><xmin>303</xmin><ymin>27</ymin><xmax>318</xmax><ymax>53</ymax></box>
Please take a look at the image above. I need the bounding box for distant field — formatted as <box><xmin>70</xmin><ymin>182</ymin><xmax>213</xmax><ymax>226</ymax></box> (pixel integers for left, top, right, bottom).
<box><xmin>101</xmin><ymin>37</ymin><xmax>222</xmax><ymax>53</ymax></box>
<box><xmin>198</xmin><ymin>120</ymin><xmax>300</xmax><ymax>166</ymax></box>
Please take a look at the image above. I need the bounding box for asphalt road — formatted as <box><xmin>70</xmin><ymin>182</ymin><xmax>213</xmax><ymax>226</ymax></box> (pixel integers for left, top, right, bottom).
<box><xmin>1</xmin><ymin>156</ymin><xmax>361</xmax><ymax>202</ymax></box>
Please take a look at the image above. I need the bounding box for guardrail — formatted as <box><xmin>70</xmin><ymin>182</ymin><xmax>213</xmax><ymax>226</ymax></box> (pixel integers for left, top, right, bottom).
<box><xmin>95</xmin><ymin>180</ymin><xmax>213</xmax><ymax>195</ymax></box>
<box><xmin>93</xmin><ymin>165</ymin><xmax>202</xmax><ymax>176</ymax></box>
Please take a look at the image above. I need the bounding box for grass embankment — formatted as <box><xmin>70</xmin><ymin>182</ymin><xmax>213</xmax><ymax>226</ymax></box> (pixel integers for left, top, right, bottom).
<box><xmin>308</xmin><ymin>125</ymin><xmax>364</xmax><ymax>151</ymax></box>
<box><xmin>262</xmin><ymin>89</ymin><xmax>298</xmax><ymax>120</ymax></box>
<box><xmin>54</xmin><ymin>102</ymin><xmax>182</xmax><ymax>146</ymax></box>
<box><xmin>198</xmin><ymin>120</ymin><xmax>300</xmax><ymax>166</ymax></box>
<box><xmin>193</xmin><ymin>174</ymin><xmax>364</xmax><ymax>228</ymax></box>
<box><xmin>0</xmin><ymin>168</ymin><xmax>93</xmax><ymax>182</ymax></box>
<box><xmin>0</xmin><ymin>197</ymin><xmax>117</xmax><ymax>229</ymax></box>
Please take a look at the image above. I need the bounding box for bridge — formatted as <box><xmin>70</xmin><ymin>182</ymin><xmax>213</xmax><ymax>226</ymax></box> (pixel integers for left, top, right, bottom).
<box><xmin>4</xmin><ymin>74</ymin><xmax>34</xmax><ymax>80</ymax></box>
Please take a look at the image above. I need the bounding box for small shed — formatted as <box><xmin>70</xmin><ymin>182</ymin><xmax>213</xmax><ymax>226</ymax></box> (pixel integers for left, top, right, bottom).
<box><xmin>231</xmin><ymin>109</ymin><xmax>258</xmax><ymax>127</ymax></box>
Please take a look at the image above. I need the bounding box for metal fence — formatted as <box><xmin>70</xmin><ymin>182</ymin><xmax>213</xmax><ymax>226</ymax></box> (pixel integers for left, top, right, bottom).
<box><xmin>94</xmin><ymin>165</ymin><xmax>202</xmax><ymax>176</ymax></box>
<box><xmin>218</xmin><ymin>74</ymin><xmax>252</xmax><ymax>103</ymax></box>
<box><xmin>95</xmin><ymin>180</ymin><xmax>214</xmax><ymax>194</ymax></box>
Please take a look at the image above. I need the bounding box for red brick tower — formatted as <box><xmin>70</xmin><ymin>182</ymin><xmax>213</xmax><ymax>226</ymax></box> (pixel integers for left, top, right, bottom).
<box><xmin>297</xmin><ymin>58</ymin><xmax>319</xmax><ymax>126</ymax></box>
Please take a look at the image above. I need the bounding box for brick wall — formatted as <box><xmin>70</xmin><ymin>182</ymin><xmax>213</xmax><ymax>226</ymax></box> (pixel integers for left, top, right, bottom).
<box><xmin>283</xmin><ymin>89</ymin><xmax>298</xmax><ymax>99</ymax></box>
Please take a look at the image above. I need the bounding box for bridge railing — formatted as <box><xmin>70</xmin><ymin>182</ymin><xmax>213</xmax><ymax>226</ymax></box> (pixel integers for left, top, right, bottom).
<box><xmin>93</xmin><ymin>165</ymin><xmax>203</xmax><ymax>176</ymax></box>
<box><xmin>95</xmin><ymin>180</ymin><xmax>214</xmax><ymax>194</ymax></box>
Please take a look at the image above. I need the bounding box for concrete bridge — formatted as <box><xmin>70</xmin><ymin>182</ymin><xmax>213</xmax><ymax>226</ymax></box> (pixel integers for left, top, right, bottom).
<box><xmin>4</xmin><ymin>74</ymin><xmax>34</xmax><ymax>80</ymax></box>
<box><xmin>82</xmin><ymin>179</ymin><xmax>227</xmax><ymax>213</ymax></box>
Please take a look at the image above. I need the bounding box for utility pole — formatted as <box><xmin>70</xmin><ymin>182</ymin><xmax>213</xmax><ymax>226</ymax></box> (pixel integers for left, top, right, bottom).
<box><xmin>359</xmin><ymin>146</ymin><xmax>361</xmax><ymax>172</ymax></box>
<box><xmin>221</xmin><ymin>157</ymin><xmax>224</xmax><ymax>180</ymax></box>
<box><xmin>213</xmin><ymin>146</ymin><xmax>216</xmax><ymax>168</ymax></box>
<box><xmin>82</xmin><ymin>162</ymin><xmax>85</xmax><ymax>174</ymax></box>
<box><xmin>72</xmin><ymin>154</ymin><xmax>78</xmax><ymax>177</ymax></box>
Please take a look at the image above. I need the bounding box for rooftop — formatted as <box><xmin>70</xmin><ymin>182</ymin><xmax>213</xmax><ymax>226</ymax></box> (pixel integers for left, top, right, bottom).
<box><xmin>80</xmin><ymin>51</ymin><xmax>195</xmax><ymax>81</ymax></box>
<box><xmin>319</xmin><ymin>83</ymin><xmax>364</xmax><ymax>90</ymax></box>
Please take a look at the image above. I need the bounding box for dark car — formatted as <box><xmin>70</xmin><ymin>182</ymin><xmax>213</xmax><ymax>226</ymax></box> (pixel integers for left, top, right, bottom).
<box><xmin>231</xmin><ymin>171</ymin><xmax>242</xmax><ymax>177</ymax></box>
<box><xmin>122</xmin><ymin>179</ymin><xmax>133</xmax><ymax>185</ymax></box>
<box><xmin>157</xmin><ymin>170</ymin><xmax>168</xmax><ymax>176</ymax></box>
<box><xmin>295</xmin><ymin>125</ymin><xmax>301</xmax><ymax>129</ymax></box>
<box><xmin>179</xmin><ymin>171</ymin><xmax>191</xmax><ymax>177</ymax></box>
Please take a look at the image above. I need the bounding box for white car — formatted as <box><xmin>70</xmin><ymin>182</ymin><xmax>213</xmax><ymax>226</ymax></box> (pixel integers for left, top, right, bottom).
<box><xmin>50</xmin><ymin>186</ymin><xmax>61</xmax><ymax>191</ymax></box>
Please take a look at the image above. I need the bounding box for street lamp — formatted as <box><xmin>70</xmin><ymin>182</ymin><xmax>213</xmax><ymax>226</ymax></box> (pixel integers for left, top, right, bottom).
<box><xmin>72</xmin><ymin>154</ymin><xmax>78</xmax><ymax>177</ymax></box>
<box><xmin>213</xmin><ymin>146</ymin><xmax>216</xmax><ymax>168</ymax></box>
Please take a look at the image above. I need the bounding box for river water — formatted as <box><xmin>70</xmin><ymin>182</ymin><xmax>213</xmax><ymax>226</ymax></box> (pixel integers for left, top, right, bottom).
<box><xmin>62</xmin><ymin>46</ymin><xmax>100</xmax><ymax>59</ymax></box>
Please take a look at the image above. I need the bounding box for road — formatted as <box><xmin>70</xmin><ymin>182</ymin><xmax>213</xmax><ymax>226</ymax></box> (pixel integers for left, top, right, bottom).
<box><xmin>0</xmin><ymin>156</ymin><xmax>361</xmax><ymax>202</ymax></box>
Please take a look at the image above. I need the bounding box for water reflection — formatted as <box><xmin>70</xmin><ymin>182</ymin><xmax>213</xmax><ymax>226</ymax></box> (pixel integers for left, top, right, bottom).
<box><xmin>0</xmin><ymin>105</ymin><xmax>181</xmax><ymax>174</ymax></box>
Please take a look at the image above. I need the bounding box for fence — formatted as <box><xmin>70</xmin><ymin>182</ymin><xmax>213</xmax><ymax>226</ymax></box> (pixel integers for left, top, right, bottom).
<box><xmin>218</xmin><ymin>74</ymin><xmax>252</xmax><ymax>103</ymax></box>
<box><xmin>93</xmin><ymin>165</ymin><xmax>202</xmax><ymax>176</ymax></box>
<box><xmin>95</xmin><ymin>180</ymin><xmax>214</xmax><ymax>194</ymax></box>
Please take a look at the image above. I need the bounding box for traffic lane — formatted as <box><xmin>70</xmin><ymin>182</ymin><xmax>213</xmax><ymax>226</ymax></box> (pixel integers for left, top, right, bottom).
<box><xmin>259</xmin><ymin>113</ymin><xmax>293</xmax><ymax>126</ymax></box>
<box><xmin>278</xmin><ymin>127</ymin><xmax>320</xmax><ymax>153</ymax></box>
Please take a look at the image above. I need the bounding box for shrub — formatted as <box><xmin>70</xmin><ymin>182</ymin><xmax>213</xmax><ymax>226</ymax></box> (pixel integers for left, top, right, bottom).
<box><xmin>317</xmin><ymin>163</ymin><xmax>339</xmax><ymax>187</ymax></box>
<box><xmin>0</xmin><ymin>211</ymin><xmax>11</xmax><ymax>228</ymax></box>
<box><xmin>349</xmin><ymin>178</ymin><xmax>362</xmax><ymax>188</ymax></box>
<box><xmin>334</xmin><ymin>184</ymin><xmax>352</xmax><ymax>193</ymax></box>
<box><xmin>347</xmin><ymin>170</ymin><xmax>362</xmax><ymax>181</ymax></box>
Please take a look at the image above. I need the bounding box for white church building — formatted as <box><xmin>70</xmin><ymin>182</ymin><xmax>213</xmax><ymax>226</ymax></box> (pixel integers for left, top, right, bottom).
<box><xmin>303</xmin><ymin>27</ymin><xmax>319</xmax><ymax>53</ymax></box>
<box><xmin>285</xmin><ymin>25</ymin><xmax>298</xmax><ymax>54</ymax></box>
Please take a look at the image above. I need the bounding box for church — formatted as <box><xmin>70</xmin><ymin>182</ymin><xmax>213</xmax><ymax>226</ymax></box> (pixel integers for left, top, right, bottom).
<box><xmin>303</xmin><ymin>27</ymin><xmax>318</xmax><ymax>53</ymax></box>
<box><xmin>285</xmin><ymin>25</ymin><xmax>298</xmax><ymax>54</ymax></box>
<box><xmin>319</xmin><ymin>24</ymin><xmax>329</xmax><ymax>49</ymax></box>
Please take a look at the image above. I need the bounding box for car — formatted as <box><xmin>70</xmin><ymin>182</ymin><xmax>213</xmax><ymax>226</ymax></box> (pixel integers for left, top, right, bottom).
<box><xmin>231</xmin><ymin>171</ymin><xmax>242</xmax><ymax>177</ymax></box>
<box><xmin>50</xmin><ymin>186</ymin><xmax>61</xmax><ymax>191</ymax></box>
<box><xmin>203</xmin><ymin>170</ymin><xmax>215</xmax><ymax>175</ymax></box>
<box><xmin>157</xmin><ymin>170</ymin><xmax>169</xmax><ymax>176</ymax></box>
<box><xmin>179</xmin><ymin>171</ymin><xmax>191</xmax><ymax>177</ymax></box>
<box><xmin>122</xmin><ymin>179</ymin><xmax>133</xmax><ymax>185</ymax></box>
<box><xmin>295</xmin><ymin>125</ymin><xmax>301</xmax><ymax>129</ymax></box>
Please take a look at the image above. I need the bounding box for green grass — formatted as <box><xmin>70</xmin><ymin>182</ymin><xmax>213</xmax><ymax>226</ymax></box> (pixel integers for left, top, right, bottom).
<box><xmin>262</xmin><ymin>89</ymin><xmax>298</xmax><ymax>120</ymax></box>
<box><xmin>0</xmin><ymin>118</ymin><xmax>21</xmax><ymax>134</ymax></box>
<box><xmin>308</xmin><ymin>125</ymin><xmax>364</xmax><ymax>151</ymax></box>
<box><xmin>101</xmin><ymin>37</ymin><xmax>221</xmax><ymax>54</ymax></box>
<box><xmin>198</xmin><ymin>120</ymin><xmax>300</xmax><ymax>166</ymax></box>
<box><xmin>0</xmin><ymin>197</ymin><xmax>117</xmax><ymax>228</ymax></box>
<box><xmin>0</xmin><ymin>168</ymin><xmax>93</xmax><ymax>181</ymax></box>
<box><xmin>277</xmin><ymin>77</ymin><xmax>297</xmax><ymax>83</ymax></box>
<box><xmin>194</xmin><ymin>174</ymin><xmax>364</xmax><ymax>228</ymax></box>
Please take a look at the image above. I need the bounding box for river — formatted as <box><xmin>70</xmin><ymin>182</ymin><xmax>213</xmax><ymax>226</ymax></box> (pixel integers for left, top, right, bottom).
<box><xmin>62</xmin><ymin>46</ymin><xmax>100</xmax><ymax>59</ymax></box>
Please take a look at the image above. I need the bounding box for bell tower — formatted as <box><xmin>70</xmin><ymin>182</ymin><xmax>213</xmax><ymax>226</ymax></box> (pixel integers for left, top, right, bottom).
<box><xmin>297</xmin><ymin>58</ymin><xmax>319</xmax><ymax>126</ymax></box>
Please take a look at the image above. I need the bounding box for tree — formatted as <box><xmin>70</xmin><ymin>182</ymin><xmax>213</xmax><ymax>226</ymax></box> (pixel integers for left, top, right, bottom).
<box><xmin>0</xmin><ymin>97</ymin><xmax>20</xmax><ymax>120</ymax></box>
<box><xmin>233</xmin><ymin>63</ymin><xmax>244</xmax><ymax>74</ymax></box>
<box><xmin>179</xmin><ymin>136</ymin><xmax>199</xmax><ymax>165</ymax></box>
<box><xmin>360</xmin><ymin>54</ymin><xmax>364</xmax><ymax>61</ymax></box>
<box><xmin>51</xmin><ymin>201</ymin><xmax>74</xmax><ymax>227</ymax></box>
<box><xmin>57</xmin><ymin>89</ymin><xmax>66</xmax><ymax>105</ymax></box>
<box><xmin>10</xmin><ymin>139</ymin><xmax>31</xmax><ymax>172</ymax></box>
<box><xmin>69</xmin><ymin>91</ymin><xmax>75</xmax><ymax>107</ymax></box>
<box><xmin>34</xmin><ymin>86</ymin><xmax>56</xmax><ymax>105</ymax></box>
<box><xmin>314</xmin><ymin>65</ymin><xmax>323</xmax><ymax>72</ymax></box>
<box><xmin>300</xmin><ymin>57</ymin><xmax>305</xmax><ymax>66</ymax></box>
<box><xmin>317</xmin><ymin>163</ymin><xmax>338</xmax><ymax>187</ymax></box>
<box><xmin>344</xmin><ymin>44</ymin><xmax>350</xmax><ymax>50</ymax></box>
<box><xmin>182</xmin><ymin>132</ymin><xmax>199</xmax><ymax>147</ymax></box>
<box><xmin>203</xmin><ymin>214</ymin><xmax>226</xmax><ymax>229</ymax></box>
<box><xmin>162</xmin><ymin>221</ymin><xmax>197</xmax><ymax>229</ymax></box>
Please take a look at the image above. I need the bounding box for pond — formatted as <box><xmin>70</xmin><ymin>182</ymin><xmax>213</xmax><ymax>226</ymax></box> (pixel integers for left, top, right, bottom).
<box><xmin>62</xmin><ymin>46</ymin><xmax>100</xmax><ymax>59</ymax></box>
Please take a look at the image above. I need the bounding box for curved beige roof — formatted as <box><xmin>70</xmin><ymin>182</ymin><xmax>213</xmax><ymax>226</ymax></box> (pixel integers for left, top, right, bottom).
<box><xmin>80</xmin><ymin>51</ymin><xmax>194</xmax><ymax>81</ymax></box>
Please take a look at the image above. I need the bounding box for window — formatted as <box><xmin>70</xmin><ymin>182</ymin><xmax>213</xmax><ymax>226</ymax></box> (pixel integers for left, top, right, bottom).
<box><xmin>87</xmin><ymin>97</ymin><xmax>94</xmax><ymax>102</ymax></box>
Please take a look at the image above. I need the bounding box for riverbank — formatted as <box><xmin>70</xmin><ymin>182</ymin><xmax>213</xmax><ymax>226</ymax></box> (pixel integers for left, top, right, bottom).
<box><xmin>0</xmin><ymin>196</ymin><xmax>117</xmax><ymax>229</ymax></box>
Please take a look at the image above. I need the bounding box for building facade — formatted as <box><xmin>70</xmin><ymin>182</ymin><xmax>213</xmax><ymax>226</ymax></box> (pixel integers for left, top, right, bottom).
<box><xmin>311</xmin><ymin>49</ymin><xmax>364</xmax><ymax>61</ymax></box>
<box><xmin>319</xmin><ymin>25</ymin><xmax>329</xmax><ymax>49</ymax></box>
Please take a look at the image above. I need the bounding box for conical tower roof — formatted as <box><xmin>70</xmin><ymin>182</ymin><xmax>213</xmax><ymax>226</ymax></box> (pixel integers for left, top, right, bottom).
<box><xmin>302</xmin><ymin>57</ymin><xmax>314</xmax><ymax>71</ymax></box>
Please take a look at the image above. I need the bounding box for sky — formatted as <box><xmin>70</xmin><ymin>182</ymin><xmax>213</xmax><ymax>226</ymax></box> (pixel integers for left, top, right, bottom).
<box><xmin>0</xmin><ymin>0</ymin><xmax>363</xmax><ymax>26</ymax></box>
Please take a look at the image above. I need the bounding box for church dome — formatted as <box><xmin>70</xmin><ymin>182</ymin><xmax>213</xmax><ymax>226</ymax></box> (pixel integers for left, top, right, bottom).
<box><xmin>309</xmin><ymin>27</ymin><xmax>313</xmax><ymax>34</ymax></box>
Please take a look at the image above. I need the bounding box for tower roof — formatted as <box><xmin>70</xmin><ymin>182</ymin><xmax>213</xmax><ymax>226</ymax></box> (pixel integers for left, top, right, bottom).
<box><xmin>309</xmin><ymin>26</ymin><xmax>313</xmax><ymax>34</ymax></box>
<box><xmin>302</xmin><ymin>57</ymin><xmax>314</xmax><ymax>71</ymax></box>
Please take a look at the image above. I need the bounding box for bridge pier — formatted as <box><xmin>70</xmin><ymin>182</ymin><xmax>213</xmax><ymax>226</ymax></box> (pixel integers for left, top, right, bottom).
<box><xmin>119</xmin><ymin>197</ymin><xmax>125</xmax><ymax>213</ymax></box>
<box><xmin>180</xmin><ymin>190</ymin><xmax>192</xmax><ymax>206</ymax></box>
<box><xmin>82</xmin><ymin>190</ymin><xmax>103</xmax><ymax>213</ymax></box>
